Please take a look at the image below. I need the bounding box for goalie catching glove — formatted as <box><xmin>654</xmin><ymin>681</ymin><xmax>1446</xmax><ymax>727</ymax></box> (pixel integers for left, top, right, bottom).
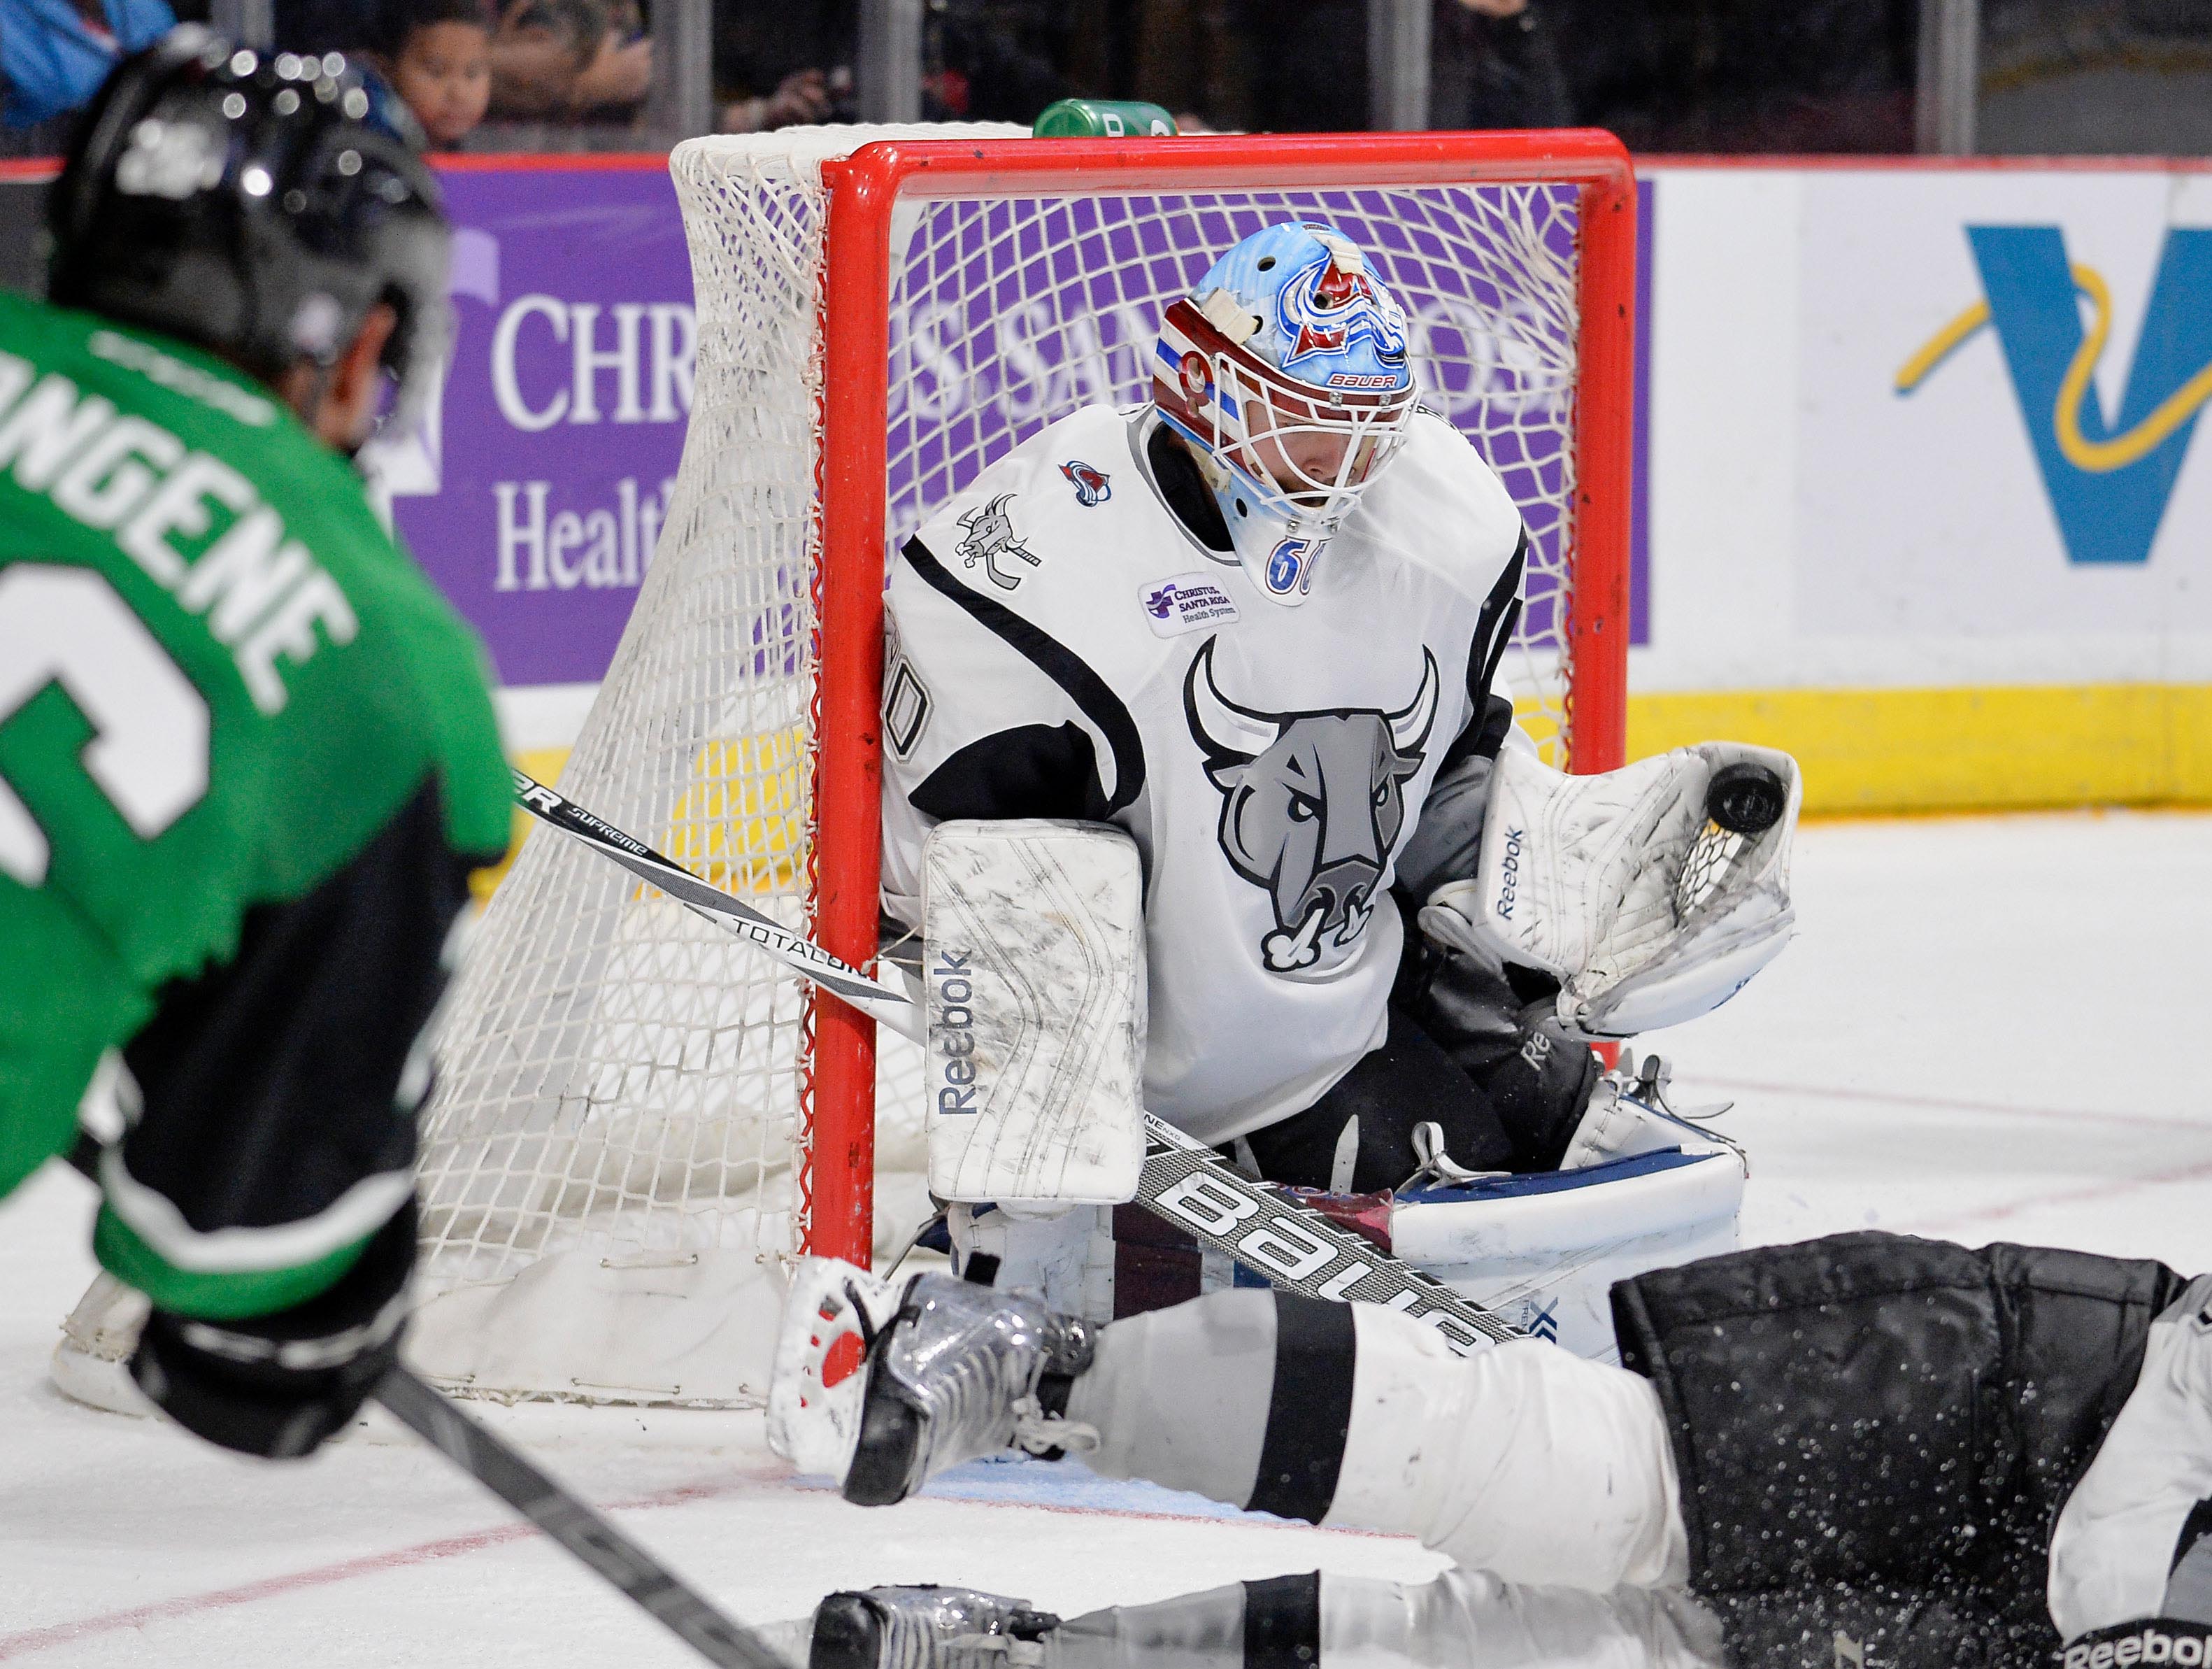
<box><xmin>1420</xmin><ymin>744</ymin><xmax>1801</xmax><ymax>1040</ymax></box>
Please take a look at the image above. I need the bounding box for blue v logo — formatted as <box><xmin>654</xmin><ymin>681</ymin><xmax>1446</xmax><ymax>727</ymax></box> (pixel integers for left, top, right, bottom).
<box><xmin>1897</xmin><ymin>226</ymin><xmax>2212</xmax><ymax>565</ymax></box>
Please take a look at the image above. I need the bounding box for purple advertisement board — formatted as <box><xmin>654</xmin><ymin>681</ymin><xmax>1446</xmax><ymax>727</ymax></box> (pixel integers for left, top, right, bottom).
<box><xmin>387</xmin><ymin>159</ymin><xmax>692</xmax><ymax>688</ymax></box>
<box><xmin>386</xmin><ymin>159</ymin><xmax>1651</xmax><ymax>691</ymax></box>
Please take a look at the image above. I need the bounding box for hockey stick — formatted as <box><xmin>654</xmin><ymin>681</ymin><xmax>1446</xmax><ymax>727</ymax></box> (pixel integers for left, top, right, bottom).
<box><xmin>512</xmin><ymin>771</ymin><xmax>1520</xmax><ymax>1350</ymax></box>
<box><xmin>62</xmin><ymin>1135</ymin><xmax>786</xmax><ymax>1669</ymax></box>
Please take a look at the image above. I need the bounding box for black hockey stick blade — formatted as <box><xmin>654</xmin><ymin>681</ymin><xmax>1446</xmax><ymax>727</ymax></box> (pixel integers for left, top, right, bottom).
<box><xmin>507</xmin><ymin>773</ymin><xmax>1520</xmax><ymax>1350</ymax></box>
<box><xmin>371</xmin><ymin>1368</ymin><xmax>787</xmax><ymax>1669</ymax></box>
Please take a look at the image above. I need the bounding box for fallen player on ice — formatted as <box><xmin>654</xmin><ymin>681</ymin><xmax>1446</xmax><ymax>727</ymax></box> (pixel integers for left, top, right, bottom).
<box><xmin>769</xmin><ymin>1234</ymin><xmax>2212</xmax><ymax>1668</ymax></box>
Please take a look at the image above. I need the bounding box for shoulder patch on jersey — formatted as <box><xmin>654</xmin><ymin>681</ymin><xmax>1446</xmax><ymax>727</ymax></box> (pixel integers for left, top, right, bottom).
<box><xmin>1139</xmin><ymin>571</ymin><xmax>1240</xmax><ymax>637</ymax></box>
<box><xmin>952</xmin><ymin>493</ymin><xmax>1040</xmax><ymax>591</ymax></box>
<box><xmin>1059</xmin><ymin>460</ymin><xmax>1111</xmax><ymax>506</ymax></box>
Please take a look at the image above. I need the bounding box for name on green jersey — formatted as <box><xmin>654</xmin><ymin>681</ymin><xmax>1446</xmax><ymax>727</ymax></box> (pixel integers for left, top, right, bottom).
<box><xmin>0</xmin><ymin>346</ymin><xmax>355</xmax><ymax>716</ymax></box>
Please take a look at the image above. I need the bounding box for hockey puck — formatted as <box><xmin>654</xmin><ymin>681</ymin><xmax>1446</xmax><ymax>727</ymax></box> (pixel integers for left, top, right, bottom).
<box><xmin>1706</xmin><ymin>761</ymin><xmax>1788</xmax><ymax>835</ymax></box>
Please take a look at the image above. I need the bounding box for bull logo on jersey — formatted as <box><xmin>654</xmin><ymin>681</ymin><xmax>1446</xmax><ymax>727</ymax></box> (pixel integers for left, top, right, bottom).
<box><xmin>1278</xmin><ymin>246</ymin><xmax>1409</xmax><ymax>373</ymax></box>
<box><xmin>1184</xmin><ymin>637</ymin><xmax>1439</xmax><ymax>973</ymax></box>
<box><xmin>1060</xmin><ymin>460</ymin><xmax>1111</xmax><ymax>506</ymax></box>
<box><xmin>954</xmin><ymin>494</ymin><xmax>1041</xmax><ymax>590</ymax></box>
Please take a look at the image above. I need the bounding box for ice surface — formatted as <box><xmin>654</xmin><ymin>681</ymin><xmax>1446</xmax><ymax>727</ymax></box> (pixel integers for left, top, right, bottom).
<box><xmin>2</xmin><ymin>810</ymin><xmax>2206</xmax><ymax>1665</ymax></box>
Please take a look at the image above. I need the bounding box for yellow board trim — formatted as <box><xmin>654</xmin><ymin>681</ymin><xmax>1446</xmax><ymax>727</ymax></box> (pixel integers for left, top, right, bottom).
<box><xmin>1620</xmin><ymin>683</ymin><xmax>2212</xmax><ymax>814</ymax></box>
<box><xmin>479</xmin><ymin>685</ymin><xmax>2211</xmax><ymax>902</ymax></box>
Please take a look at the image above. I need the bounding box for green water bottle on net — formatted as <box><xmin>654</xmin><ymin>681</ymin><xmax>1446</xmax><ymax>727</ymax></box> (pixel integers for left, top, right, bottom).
<box><xmin>1032</xmin><ymin>99</ymin><xmax>1179</xmax><ymax>138</ymax></box>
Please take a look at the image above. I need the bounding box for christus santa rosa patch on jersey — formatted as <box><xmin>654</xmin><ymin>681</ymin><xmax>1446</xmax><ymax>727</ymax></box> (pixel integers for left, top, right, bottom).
<box><xmin>1183</xmin><ymin>637</ymin><xmax>1439</xmax><ymax>974</ymax></box>
<box><xmin>1140</xmin><ymin>572</ymin><xmax>1240</xmax><ymax>638</ymax></box>
<box><xmin>1059</xmin><ymin>460</ymin><xmax>1111</xmax><ymax>506</ymax></box>
<box><xmin>953</xmin><ymin>493</ymin><xmax>1039</xmax><ymax>590</ymax></box>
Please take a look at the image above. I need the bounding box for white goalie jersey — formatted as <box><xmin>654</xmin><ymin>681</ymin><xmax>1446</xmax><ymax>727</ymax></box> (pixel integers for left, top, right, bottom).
<box><xmin>880</xmin><ymin>404</ymin><xmax>1529</xmax><ymax>1143</ymax></box>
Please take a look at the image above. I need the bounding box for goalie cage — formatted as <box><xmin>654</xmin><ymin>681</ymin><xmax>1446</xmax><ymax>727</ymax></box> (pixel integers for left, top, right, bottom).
<box><xmin>408</xmin><ymin>124</ymin><xmax>1635</xmax><ymax>1407</ymax></box>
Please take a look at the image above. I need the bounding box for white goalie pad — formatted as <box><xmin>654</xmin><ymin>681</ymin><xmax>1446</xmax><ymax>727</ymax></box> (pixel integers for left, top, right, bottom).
<box><xmin>1423</xmin><ymin>743</ymin><xmax>1802</xmax><ymax>1039</ymax></box>
<box><xmin>922</xmin><ymin>819</ymin><xmax>1146</xmax><ymax>1206</ymax></box>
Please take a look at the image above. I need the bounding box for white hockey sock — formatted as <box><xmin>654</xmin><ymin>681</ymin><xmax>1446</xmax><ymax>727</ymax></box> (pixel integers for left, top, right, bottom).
<box><xmin>1065</xmin><ymin>1287</ymin><xmax>1280</xmax><ymax>1510</ymax></box>
<box><xmin>1325</xmin><ymin>1307</ymin><xmax>1690</xmax><ymax>1591</ymax></box>
<box><xmin>1043</xmin><ymin>1570</ymin><xmax>1724</xmax><ymax>1668</ymax></box>
<box><xmin>1067</xmin><ymin>1288</ymin><xmax>1688</xmax><ymax>1591</ymax></box>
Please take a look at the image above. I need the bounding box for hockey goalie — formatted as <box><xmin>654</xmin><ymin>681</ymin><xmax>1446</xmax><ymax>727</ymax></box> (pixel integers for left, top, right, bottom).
<box><xmin>878</xmin><ymin>218</ymin><xmax>1801</xmax><ymax>1329</ymax></box>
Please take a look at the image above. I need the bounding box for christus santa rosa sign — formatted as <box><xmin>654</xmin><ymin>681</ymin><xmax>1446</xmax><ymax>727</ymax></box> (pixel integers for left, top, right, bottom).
<box><xmin>383</xmin><ymin>161</ymin><xmax>694</xmax><ymax>688</ymax></box>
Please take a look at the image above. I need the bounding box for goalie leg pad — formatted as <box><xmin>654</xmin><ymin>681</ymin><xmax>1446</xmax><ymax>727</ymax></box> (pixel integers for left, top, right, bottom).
<box><xmin>923</xmin><ymin>819</ymin><xmax>1146</xmax><ymax>1206</ymax></box>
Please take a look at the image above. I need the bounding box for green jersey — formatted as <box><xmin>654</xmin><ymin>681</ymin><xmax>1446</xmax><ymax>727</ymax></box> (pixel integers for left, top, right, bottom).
<box><xmin>0</xmin><ymin>290</ymin><xmax>512</xmax><ymax>1317</ymax></box>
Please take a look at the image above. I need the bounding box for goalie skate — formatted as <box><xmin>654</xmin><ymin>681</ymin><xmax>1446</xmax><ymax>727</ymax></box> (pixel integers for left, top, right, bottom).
<box><xmin>1558</xmin><ymin>1052</ymin><xmax>1747</xmax><ymax>1172</ymax></box>
<box><xmin>808</xmin><ymin>1586</ymin><xmax>1060</xmax><ymax>1669</ymax></box>
<box><xmin>769</xmin><ymin>1261</ymin><xmax>1098</xmax><ymax>1506</ymax></box>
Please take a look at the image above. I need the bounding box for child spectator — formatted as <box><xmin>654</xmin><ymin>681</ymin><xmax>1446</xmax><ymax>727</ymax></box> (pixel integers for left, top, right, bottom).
<box><xmin>365</xmin><ymin>0</ymin><xmax>493</xmax><ymax>150</ymax></box>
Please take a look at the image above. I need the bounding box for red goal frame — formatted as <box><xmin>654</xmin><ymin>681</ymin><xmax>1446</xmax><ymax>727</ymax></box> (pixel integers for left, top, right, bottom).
<box><xmin>804</xmin><ymin>130</ymin><xmax>1637</xmax><ymax>1267</ymax></box>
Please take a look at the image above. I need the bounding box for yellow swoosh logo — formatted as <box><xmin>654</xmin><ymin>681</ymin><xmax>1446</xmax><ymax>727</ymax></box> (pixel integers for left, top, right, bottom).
<box><xmin>1896</xmin><ymin>262</ymin><xmax>2212</xmax><ymax>474</ymax></box>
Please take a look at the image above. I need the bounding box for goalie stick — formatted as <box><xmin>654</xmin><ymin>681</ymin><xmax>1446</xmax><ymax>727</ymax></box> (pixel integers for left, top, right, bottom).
<box><xmin>512</xmin><ymin>769</ymin><xmax>1521</xmax><ymax>1351</ymax></box>
<box><xmin>60</xmin><ymin>1136</ymin><xmax>786</xmax><ymax>1669</ymax></box>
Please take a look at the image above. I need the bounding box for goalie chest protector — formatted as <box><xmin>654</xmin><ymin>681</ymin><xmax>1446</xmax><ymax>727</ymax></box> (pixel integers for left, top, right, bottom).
<box><xmin>882</xmin><ymin>404</ymin><xmax>1528</xmax><ymax>1143</ymax></box>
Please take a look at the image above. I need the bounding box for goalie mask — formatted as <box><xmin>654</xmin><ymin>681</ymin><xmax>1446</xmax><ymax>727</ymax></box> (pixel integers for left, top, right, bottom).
<box><xmin>1153</xmin><ymin>222</ymin><xmax>1418</xmax><ymax>606</ymax></box>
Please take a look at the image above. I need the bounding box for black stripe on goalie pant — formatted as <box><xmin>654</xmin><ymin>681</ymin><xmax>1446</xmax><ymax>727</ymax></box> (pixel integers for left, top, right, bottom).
<box><xmin>1241</xmin><ymin>1572</ymin><xmax>1323</xmax><ymax>1669</ymax></box>
<box><xmin>1246</xmin><ymin>1291</ymin><xmax>1356</xmax><ymax>1523</ymax></box>
<box><xmin>900</xmin><ymin>535</ymin><xmax>1146</xmax><ymax>816</ymax></box>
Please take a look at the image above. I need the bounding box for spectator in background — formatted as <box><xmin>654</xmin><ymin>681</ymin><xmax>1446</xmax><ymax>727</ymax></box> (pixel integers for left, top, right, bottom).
<box><xmin>2</xmin><ymin>0</ymin><xmax>173</xmax><ymax>135</ymax></box>
<box><xmin>364</xmin><ymin>0</ymin><xmax>492</xmax><ymax>148</ymax></box>
<box><xmin>715</xmin><ymin>2</ymin><xmax>850</xmax><ymax>132</ymax></box>
<box><xmin>722</xmin><ymin>64</ymin><xmax>842</xmax><ymax>132</ymax></box>
<box><xmin>1433</xmin><ymin>0</ymin><xmax>1571</xmax><ymax>129</ymax></box>
<box><xmin>924</xmin><ymin>0</ymin><xmax>1073</xmax><ymax>123</ymax></box>
<box><xmin>487</xmin><ymin>0</ymin><xmax>649</xmax><ymax>122</ymax></box>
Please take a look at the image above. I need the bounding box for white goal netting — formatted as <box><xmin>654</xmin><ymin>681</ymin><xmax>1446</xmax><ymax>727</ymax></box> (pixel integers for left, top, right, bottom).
<box><xmin>411</xmin><ymin>125</ymin><xmax>1596</xmax><ymax>1407</ymax></box>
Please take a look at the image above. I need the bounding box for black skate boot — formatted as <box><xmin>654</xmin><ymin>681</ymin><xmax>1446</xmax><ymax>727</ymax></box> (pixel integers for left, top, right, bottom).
<box><xmin>768</xmin><ymin>1260</ymin><xmax>1099</xmax><ymax>1508</ymax></box>
<box><xmin>808</xmin><ymin>1585</ymin><xmax>1060</xmax><ymax>1669</ymax></box>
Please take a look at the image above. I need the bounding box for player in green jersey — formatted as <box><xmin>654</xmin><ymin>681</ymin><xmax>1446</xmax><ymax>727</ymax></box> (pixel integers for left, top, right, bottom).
<box><xmin>0</xmin><ymin>30</ymin><xmax>513</xmax><ymax>1458</ymax></box>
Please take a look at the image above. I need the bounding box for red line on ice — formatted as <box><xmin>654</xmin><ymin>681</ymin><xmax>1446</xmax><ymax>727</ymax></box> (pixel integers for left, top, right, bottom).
<box><xmin>0</xmin><ymin>1474</ymin><xmax>761</xmax><ymax>1660</ymax></box>
<box><xmin>1683</xmin><ymin>1074</ymin><xmax>2197</xmax><ymax>1135</ymax></box>
<box><xmin>0</xmin><ymin>1461</ymin><xmax>1390</xmax><ymax>1656</ymax></box>
<box><xmin>1888</xmin><ymin>1153</ymin><xmax>2212</xmax><ymax>1238</ymax></box>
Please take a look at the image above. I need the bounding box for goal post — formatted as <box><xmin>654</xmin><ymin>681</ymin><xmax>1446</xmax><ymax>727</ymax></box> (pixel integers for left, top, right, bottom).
<box><xmin>806</xmin><ymin>130</ymin><xmax>1636</xmax><ymax>1271</ymax></box>
<box><xmin>408</xmin><ymin>124</ymin><xmax>1635</xmax><ymax>1407</ymax></box>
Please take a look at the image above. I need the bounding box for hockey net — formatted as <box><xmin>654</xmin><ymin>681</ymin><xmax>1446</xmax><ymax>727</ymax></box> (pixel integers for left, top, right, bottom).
<box><xmin>408</xmin><ymin>126</ymin><xmax>1634</xmax><ymax>1407</ymax></box>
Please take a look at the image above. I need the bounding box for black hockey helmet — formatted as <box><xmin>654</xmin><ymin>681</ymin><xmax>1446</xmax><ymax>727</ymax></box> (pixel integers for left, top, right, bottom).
<box><xmin>47</xmin><ymin>27</ymin><xmax>450</xmax><ymax>431</ymax></box>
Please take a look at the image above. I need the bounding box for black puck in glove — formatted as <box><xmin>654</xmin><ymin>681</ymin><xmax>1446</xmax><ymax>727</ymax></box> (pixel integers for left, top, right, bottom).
<box><xmin>1705</xmin><ymin>761</ymin><xmax>1788</xmax><ymax>835</ymax></box>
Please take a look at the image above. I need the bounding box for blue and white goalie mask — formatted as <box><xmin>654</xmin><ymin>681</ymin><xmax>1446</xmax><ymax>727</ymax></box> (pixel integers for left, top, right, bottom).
<box><xmin>1153</xmin><ymin>222</ymin><xmax>1419</xmax><ymax>606</ymax></box>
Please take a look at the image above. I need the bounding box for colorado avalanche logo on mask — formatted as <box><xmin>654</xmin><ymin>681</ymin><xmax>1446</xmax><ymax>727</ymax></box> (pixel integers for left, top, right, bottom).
<box><xmin>1060</xmin><ymin>460</ymin><xmax>1111</xmax><ymax>506</ymax></box>
<box><xmin>1277</xmin><ymin>246</ymin><xmax>1410</xmax><ymax>373</ymax></box>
